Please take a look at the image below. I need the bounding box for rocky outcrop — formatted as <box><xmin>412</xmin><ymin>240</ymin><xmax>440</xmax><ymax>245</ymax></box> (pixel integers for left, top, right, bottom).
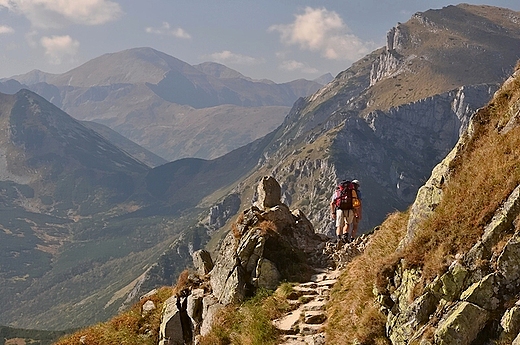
<box><xmin>202</xmin><ymin>193</ymin><xmax>241</xmax><ymax>232</ymax></box>
<box><xmin>380</xmin><ymin>188</ymin><xmax>520</xmax><ymax>344</ymax></box>
<box><xmin>376</xmin><ymin>71</ymin><xmax>520</xmax><ymax>344</ymax></box>
<box><xmin>378</xmin><ymin>196</ymin><xmax>520</xmax><ymax>345</ymax></box>
<box><xmin>157</xmin><ymin>176</ymin><xmax>331</xmax><ymax>344</ymax></box>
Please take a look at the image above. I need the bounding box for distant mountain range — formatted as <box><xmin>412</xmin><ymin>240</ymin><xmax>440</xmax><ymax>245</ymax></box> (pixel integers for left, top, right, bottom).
<box><xmin>1</xmin><ymin>2</ymin><xmax>519</xmax><ymax>333</ymax></box>
<box><xmin>1</xmin><ymin>48</ymin><xmax>332</xmax><ymax>162</ymax></box>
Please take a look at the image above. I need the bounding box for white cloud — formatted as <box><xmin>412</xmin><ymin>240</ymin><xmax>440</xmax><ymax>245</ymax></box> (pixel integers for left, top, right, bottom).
<box><xmin>145</xmin><ymin>22</ymin><xmax>191</xmax><ymax>39</ymax></box>
<box><xmin>207</xmin><ymin>50</ymin><xmax>263</xmax><ymax>65</ymax></box>
<box><xmin>269</xmin><ymin>7</ymin><xmax>374</xmax><ymax>61</ymax></box>
<box><xmin>40</xmin><ymin>34</ymin><xmax>79</xmax><ymax>64</ymax></box>
<box><xmin>279</xmin><ymin>60</ymin><xmax>319</xmax><ymax>74</ymax></box>
<box><xmin>0</xmin><ymin>0</ymin><xmax>122</xmax><ymax>28</ymax></box>
<box><xmin>0</xmin><ymin>25</ymin><xmax>14</xmax><ymax>34</ymax></box>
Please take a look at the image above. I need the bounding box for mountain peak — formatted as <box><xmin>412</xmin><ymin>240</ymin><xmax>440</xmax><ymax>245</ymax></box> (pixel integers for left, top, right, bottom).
<box><xmin>50</xmin><ymin>47</ymin><xmax>192</xmax><ymax>87</ymax></box>
<box><xmin>194</xmin><ymin>61</ymin><xmax>251</xmax><ymax>80</ymax></box>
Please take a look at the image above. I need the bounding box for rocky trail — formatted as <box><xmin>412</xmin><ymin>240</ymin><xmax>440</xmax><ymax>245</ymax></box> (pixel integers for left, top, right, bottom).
<box><xmin>272</xmin><ymin>236</ymin><xmax>371</xmax><ymax>344</ymax></box>
<box><xmin>156</xmin><ymin>176</ymin><xmax>373</xmax><ymax>345</ymax></box>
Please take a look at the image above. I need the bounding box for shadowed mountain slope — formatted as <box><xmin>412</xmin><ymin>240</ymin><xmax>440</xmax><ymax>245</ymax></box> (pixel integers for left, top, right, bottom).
<box><xmin>80</xmin><ymin>120</ymin><xmax>168</xmax><ymax>168</ymax></box>
<box><xmin>0</xmin><ymin>88</ymin><xmax>276</xmax><ymax>330</ymax></box>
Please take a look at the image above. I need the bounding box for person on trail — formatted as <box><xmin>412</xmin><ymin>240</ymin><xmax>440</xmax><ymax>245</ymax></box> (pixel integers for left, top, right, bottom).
<box><xmin>330</xmin><ymin>180</ymin><xmax>361</xmax><ymax>243</ymax></box>
<box><xmin>350</xmin><ymin>179</ymin><xmax>363</xmax><ymax>240</ymax></box>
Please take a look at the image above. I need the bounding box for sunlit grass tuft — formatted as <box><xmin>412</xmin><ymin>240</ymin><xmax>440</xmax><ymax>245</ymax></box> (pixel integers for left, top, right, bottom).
<box><xmin>198</xmin><ymin>287</ymin><xmax>294</xmax><ymax>345</ymax></box>
<box><xmin>326</xmin><ymin>211</ymin><xmax>408</xmax><ymax>344</ymax></box>
<box><xmin>54</xmin><ymin>287</ymin><xmax>173</xmax><ymax>345</ymax></box>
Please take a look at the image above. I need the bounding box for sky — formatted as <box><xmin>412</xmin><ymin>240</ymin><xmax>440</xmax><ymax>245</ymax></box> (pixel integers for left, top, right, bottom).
<box><xmin>0</xmin><ymin>1</ymin><xmax>519</xmax><ymax>83</ymax></box>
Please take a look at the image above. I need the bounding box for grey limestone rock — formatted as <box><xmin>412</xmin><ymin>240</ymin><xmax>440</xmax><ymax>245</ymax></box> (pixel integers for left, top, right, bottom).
<box><xmin>434</xmin><ymin>302</ymin><xmax>489</xmax><ymax>345</ymax></box>
<box><xmin>200</xmin><ymin>295</ymin><xmax>224</xmax><ymax>337</ymax></box>
<box><xmin>255</xmin><ymin>175</ymin><xmax>281</xmax><ymax>210</ymax></box>
<box><xmin>501</xmin><ymin>304</ymin><xmax>520</xmax><ymax>337</ymax></box>
<box><xmin>158</xmin><ymin>296</ymin><xmax>186</xmax><ymax>345</ymax></box>
<box><xmin>192</xmin><ymin>249</ymin><xmax>214</xmax><ymax>276</ymax></box>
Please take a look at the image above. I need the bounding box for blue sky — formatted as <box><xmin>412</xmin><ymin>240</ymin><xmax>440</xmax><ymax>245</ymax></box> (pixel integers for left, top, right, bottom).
<box><xmin>0</xmin><ymin>0</ymin><xmax>519</xmax><ymax>83</ymax></box>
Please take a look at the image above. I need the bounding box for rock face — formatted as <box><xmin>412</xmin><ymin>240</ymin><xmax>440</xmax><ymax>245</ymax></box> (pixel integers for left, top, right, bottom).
<box><xmin>158</xmin><ymin>176</ymin><xmax>328</xmax><ymax>344</ymax></box>
<box><xmin>249</xmin><ymin>4</ymin><xmax>520</xmax><ymax>240</ymax></box>
<box><xmin>380</xmin><ymin>193</ymin><xmax>520</xmax><ymax>345</ymax></box>
<box><xmin>268</xmin><ymin>83</ymin><xmax>496</xmax><ymax>238</ymax></box>
<box><xmin>376</xmin><ymin>71</ymin><xmax>520</xmax><ymax>344</ymax></box>
<box><xmin>203</xmin><ymin>193</ymin><xmax>241</xmax><ymax>232</ymax></box>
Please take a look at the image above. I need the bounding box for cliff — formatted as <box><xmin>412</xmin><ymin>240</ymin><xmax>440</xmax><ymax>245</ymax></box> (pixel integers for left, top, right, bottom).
<box><xmin>327</xmin><ymin>63</ymin><xmax>520</xmax><ymax>344</ymax></box>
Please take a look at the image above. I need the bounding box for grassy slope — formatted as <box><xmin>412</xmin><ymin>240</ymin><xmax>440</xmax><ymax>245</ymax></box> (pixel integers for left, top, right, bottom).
<box><xmin>364</xmin><ymin>4</ymin><xmax>520</xmax><ymax>113</ymax></box>
<box><xmin>42</xmin><ymin>65</ymin><xmax>520</xmax><ymax>345</ymax></box>
<box><xmin>52</xmin><ymin>287</ymin><xmax>174</xmax><ymax>345</ymax></box>
<box><xmin>326</xmin><ymin>62</ymin><xmax>520</xmax><ymax>344</ymax></box>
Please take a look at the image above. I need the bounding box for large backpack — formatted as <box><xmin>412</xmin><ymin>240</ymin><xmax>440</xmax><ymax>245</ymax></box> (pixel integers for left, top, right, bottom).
<box><xmin>335</xmin><ymin>181</ymin><xmax>360</xmax><ymax>210</ymax></box>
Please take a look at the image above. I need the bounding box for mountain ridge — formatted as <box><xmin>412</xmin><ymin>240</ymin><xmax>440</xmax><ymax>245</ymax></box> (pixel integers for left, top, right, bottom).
<box><xmin>1</xmin><ymin>47</ymin><xmax>327</xmax><ymax>162</ymax></box>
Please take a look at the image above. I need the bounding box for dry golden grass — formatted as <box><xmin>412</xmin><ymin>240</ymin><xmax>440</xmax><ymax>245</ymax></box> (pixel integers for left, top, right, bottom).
<box><xmin>326</xmin><ymin>211</ymin><xmax>409</xmax><ymax>344</ymax></box>
<box><xmin>198</xmin><ymin>287</ymin><xmax>293</xmax><ymax>345</ymax></box>
<box><xmin>54</xmin><ymin>287</ymin><xmax>173</xmax><ymax>345</ymax></box>
<box><xmin>256</xmin><ymin>220</ymin><xmax>278</xmax><ymax>235</ymax></box>
<box><xmin>400</xmin><ymin>72</ymin><xmax>520</xmax><ymax>280</ymax></box>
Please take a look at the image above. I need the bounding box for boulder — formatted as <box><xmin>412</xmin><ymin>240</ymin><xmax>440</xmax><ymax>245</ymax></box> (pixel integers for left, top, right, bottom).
<box><xmin>460</xmin><ymin>273</ymin><xmax>498</xmax><ymax>310</ymax></box>
<box><xmin>210</xmin><ymin>226</ymin><xmax>249</xmax><ymax>305</ymax></box>
<box><xmin>481</xmin><ymin>184</ymin><xmax>520</xmax><ymax>251</ymax></box>
<box><xmin>501</xmin><ymin>304</ymin><xmax>520</xmax><ymax>337</ymax></box>
<box><xmin>236</xmin><ymin>228</ymin><xmax>265</xmax><ymax>273</ymax></box>
<box><xmin>388</xmin><ymin>291</ymin><xmax>439</xmax><ymax>344</ymax></box>
<box><xmin>255</xmin><ymin>176</ymin><xmax>282</xmax><ymax>210</ymax></box>
<box><xmin>261</xmin><ymin>204</ymin><xmax>296</xmax><ymax>232</ymax></box>
<box><xmin>497</xmin><ymin>232</ymin><xmax>520</xmax><ymax>285</ymax></box>
<box><xmin>187</xmin><ymin>288</ymin><xmax>205</xmax><ymax>324</ymax></box>
<box><xmin>210</xmin><ymin>257</ymin><xmax>247</xmax><ymax>306</ymax></box>
<box><xmin>141</xmin><ymin>300</ymin><xmax>156</xmax><ymax>316</ymax></box>
<box><xmin>192</xmin><ymin>249</ymin><xmax>214</xmax><ymax>276</ymax></box>
<box><xmin>200</xmin><ymin>295</ymin><xmax>224</xmax><ymax>336</ymax></box>
<box><xmin>439</xmin><ymin>262</ymin><xmax>468</xmax><ymax>301</ymax></box>
<box><xmin>158</xmin><ymin>296</ymin><xmax>186</xmax><ymax>345</ymax></box>
<box><xmin>256</xmin><ymin>258</ymin><xmax>281</xmax><ymax>290</ymax></box>
<box><xmin>434</xmin><ymin>302</ymin><xmax>489</xmax><ymax>345</ymax></box>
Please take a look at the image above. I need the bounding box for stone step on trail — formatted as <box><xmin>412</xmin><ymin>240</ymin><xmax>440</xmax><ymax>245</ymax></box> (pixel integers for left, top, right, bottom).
<box><xmin>274</xmin><ymin>268</ymin><xmax>340</xmax><ymax>345</ymax></box>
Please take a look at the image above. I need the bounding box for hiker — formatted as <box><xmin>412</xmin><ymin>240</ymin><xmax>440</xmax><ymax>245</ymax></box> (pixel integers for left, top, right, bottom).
<box><xmin>330</xmin><ymin>180</ymin><xmax>361</xmax><ymax>243</ymax></box>
<box><xmin>350</xmin><ymin>179</ymin><xmax>363</xmax><ymax>240</ymax></box>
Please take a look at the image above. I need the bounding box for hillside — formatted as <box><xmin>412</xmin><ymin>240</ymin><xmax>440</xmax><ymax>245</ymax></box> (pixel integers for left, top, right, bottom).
<box><xmin>226</xmin><ymin>4</ymin><xmax>520</xmax><ymax>238</ymax></box>
<box><xmin>327</xmin><ymin>61</ymin><xmax>520</xmax><ymax>344</ymax></box>
<box><xmin>2</xmin><ymin>3</ymin><xmax>520</xmax><ymax>334</ymax></box>
<box><xmin>1</xmin><ymin>48</ymin><xmax>325</xmax><ymax>161</ymax></box>
<box><xmin>0</xmin><ymin>89</ymin><xmax>199</xmax><ymax>330</ymax></box>
<box><xmin>46</xmin><ymin>63</ymin><xmax>520</xmax><ymax>344</ymax></box>
<box><xmin>0</xmin><ymin>88</ymin><xmax>279</xmax><ymax>330</ymax></box>
<box><xmin>79</xmin><ymin>120</ymin><xmax>167</xmax><ymax>168</ymax></box>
